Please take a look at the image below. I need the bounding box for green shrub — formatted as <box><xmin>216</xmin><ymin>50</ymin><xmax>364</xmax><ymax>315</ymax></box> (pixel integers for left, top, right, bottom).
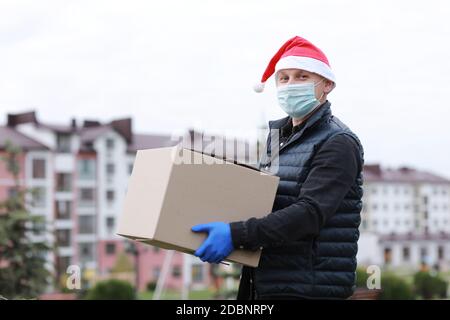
<box><xmin>379</xmin><ymin>273</ymin><xmax>415</xmax><ymax>300</ymax></box>
<box><xmin>146</xmin><ymin>281</ymin><xmax>157</xmax><ymax>292</ymax></box>
<box><xmin>413</xmin><ymin>271</ymin><xmax>448</xmax><ymax>299</ymax></box>
<box><xmin>355</xmin><ymin>267</ymin><xmax>369</xmax><ymax>288</ymax></box>
<box><xmin>85</xmin><ymin>279</ymin><xmax>136</xmax><ymax>300</ymax></box>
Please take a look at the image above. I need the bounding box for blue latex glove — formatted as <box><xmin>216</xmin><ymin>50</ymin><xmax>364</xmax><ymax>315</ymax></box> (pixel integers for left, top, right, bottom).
<box><xmin>191</xmin><ymin>222</ymin><xmax>234</xmax><ymax>264</ymax></box>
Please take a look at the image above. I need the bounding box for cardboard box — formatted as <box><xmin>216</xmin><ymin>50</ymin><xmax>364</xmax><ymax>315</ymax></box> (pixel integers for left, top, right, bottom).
<box><xmin>117</xmin><ymin>144</ymin><xmax>279</xmax><ymax>267</ymax></box>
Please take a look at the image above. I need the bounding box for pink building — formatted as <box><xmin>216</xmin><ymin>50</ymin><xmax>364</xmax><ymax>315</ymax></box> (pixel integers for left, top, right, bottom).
<box><xmin>1</xmin><ymin>110</ymin><xmax>215</xmax><ymax>292</ymax></box>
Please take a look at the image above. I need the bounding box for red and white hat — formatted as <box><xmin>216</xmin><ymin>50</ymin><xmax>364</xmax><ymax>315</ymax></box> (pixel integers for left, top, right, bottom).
<box><xmin>254</xmin><ymin>36</ymin><xmax>336</xmax><ymax>92</ymax></box>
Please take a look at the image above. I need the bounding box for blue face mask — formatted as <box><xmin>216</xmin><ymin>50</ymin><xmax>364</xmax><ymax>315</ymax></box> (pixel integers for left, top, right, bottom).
<box><xmin>277</xmin><ymin>80</ymin><xmax>324</xmax><ymax>119</ymax></box>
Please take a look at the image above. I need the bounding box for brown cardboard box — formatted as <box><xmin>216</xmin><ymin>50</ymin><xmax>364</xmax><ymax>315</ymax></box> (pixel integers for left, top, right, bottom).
<box><xmin>117</xmin><ymin>144</ymin><xmax>279</xmax><ymax>267</ymax></box>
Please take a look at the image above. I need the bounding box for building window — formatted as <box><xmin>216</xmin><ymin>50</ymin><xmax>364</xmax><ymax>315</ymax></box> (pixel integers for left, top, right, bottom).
<box><xmin>32</xmin><ymin>187</ymin><xmax>46</xmax><ymax>207</ymax></box>
<box><xmin>372</xmin><ymin>204</ymin><xmax>378</xmax><ymax>211</ymax></box>
<box><xmin>78</xmin><ymin>159</ymin><xmax>96</xmax><ymax>180</ymax></box>
<box><xmin>56</xmin><ymin>229</ymin><xmax>71</xmax><ymax>247</ymax></box>
<box><xmin>420</xmin><ymin>247</ymin><xmax>428</xmax><ymax>263</ymax></box>
<box><xmin>415</xmin><ymin>220</ymin><xmax>420</xmax><ymax>229</ymax></box>
<box><xmin>32</xmin><ymin>159</ymin><xmax>46</xmax><ymax>179</ymax></box>
<box><xmin>402</xmin><ymin>246</ymin><xmax>410</xmax><ymax>261</ymax></box>
<box><xmin>106</xmin><ymin>243</ymin><xmax>116</xmax><ymax>255</ymax></box>
<box><xmin>106</xmin><ymin>190</ymin><xmax>115</xmax><ymax>202</ymax></box>
<box><xmin>56</xmin><ymin>173</ymin><xmax>72</xmax><ymax>192</ymax></box>
<box><xmin>172</xmin><ymin>265</ymin><xmax>181</xmax><ymax>278</ymax></box>
<box><xmin>56</xmin><ymin>256</ymin><xmax>71</xmax><ymax>277</ymax></box>
<box><xmin>383</xmin><ymin>204</ymin><xmax>388</xmax><ymax>210</ymax></box>
<box><xmin>371</xmin><ymin>188</ymin><xmax>377</xmax><ymax>195</ymax></box>
<box><xmin>56</xmin><ymin>201</ymin><xmax>72</xmax><ymax>219</ymax></box>
<box><xmin>56</xmin><ymin>134</ymin><xmax>71</xmax><ymax>153</ymax></box>
<box><xmin>79</xmin><ymin>243</ymin><xmax>95</xmax><ymax>263</ymax></box>
<box><xmin>106</xmin><ymin>138</ymin><xmax>115</xmax><ymax>150</ymax></box>
<box><xmin>438</xmin><ymin>246</ymin><xmax>445</xmax><ymax>260</ymax></box>
<box><xmin>106</xmin><ymin>217</ymin><xmax>115</xmax><ymax>234</ymax></box>
<box><xmin>33</xmin><ymin>219</ymin><xmax>46</xmax><ymax>236</ymax></box>
<box><xmin>106</xmin><ymin>163</ymin><xmax>115</xmax><ymax>175</ymax></box>
<box><xmin>384</xmin><ymin>247</ymin><xmax>392</xmax><ymax>264</ymax></box>
<box><xmin>78</xmin><ymin>215</ymin><xmax>95</xmax><ymax>234</ymax></box>
<box><xmin>79</xmin><ymin>188</ymin><xmax>95</xmax><ymax>206</ymax></box>
<box><xmin>192</xmin><ymin>265</ymin><xmax>204</xmax><ymax>283</ymax></box>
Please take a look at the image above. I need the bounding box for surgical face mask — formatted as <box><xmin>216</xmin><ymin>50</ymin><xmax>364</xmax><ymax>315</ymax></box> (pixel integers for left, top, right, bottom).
<box><xmin>276</xmin><ymin>80</ymin><xmax>324</xmax><ymax>119</ymax></box>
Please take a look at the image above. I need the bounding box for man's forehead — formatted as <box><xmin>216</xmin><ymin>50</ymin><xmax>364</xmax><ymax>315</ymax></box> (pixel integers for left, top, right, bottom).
<box><xmin>278</xmin><ymin>68</ymin><xmax>314</xmax><ymax>74</ymax></box>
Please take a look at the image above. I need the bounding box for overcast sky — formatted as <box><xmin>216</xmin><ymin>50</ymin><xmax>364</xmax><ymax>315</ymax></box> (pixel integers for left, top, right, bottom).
<box><xmin>1</xmin><ymin>0</ymin><xmax>449</xmax><ymax>178</ymax></box>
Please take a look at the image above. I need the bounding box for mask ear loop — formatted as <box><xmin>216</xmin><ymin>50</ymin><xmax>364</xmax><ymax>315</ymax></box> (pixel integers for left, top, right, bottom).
<box><xmin>314</xmin><ymin>78</ymin><xmax>326</xmax><ymax>101</ymax></box>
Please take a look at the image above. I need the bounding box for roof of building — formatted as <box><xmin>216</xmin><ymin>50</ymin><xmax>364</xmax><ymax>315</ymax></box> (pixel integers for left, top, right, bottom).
<box><xmin>3</xmin><ymin>110</ymin><xmax>180</xmax><ymax>152</ymax></box>
<box><xmin>0</xmin><ymin>126</ymin><xmax>49</xmax><ymax>151</ymax></box>
<box><xmin>364</xmin><ymin>164</ymin><xmax>450</xmax><ymax>184</ymax></box>
<box><xmin>380</xmin><ymin>232</ymin><xmax>450</xmax><ymax>242</ymax></box>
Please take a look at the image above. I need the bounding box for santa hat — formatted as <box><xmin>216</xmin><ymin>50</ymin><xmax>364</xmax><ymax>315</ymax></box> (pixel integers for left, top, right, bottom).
<box><xmin>254</xmin><ymin>36</ymin><xmax>336</xmax><ymax>93</ymax></box>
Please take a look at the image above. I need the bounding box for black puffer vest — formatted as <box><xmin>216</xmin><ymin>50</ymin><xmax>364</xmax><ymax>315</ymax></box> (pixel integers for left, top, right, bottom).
<box><xmin>241</xmin><ymin>101</ymin><xmax>364</xmax><ymax>299</ymax></box>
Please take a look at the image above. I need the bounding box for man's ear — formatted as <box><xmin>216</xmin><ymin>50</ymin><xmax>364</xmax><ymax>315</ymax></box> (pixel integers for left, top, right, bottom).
<box><xmin>324</xmin><ymin>79</ymin><xmax>334</xmax><ymax>94</ymax></box>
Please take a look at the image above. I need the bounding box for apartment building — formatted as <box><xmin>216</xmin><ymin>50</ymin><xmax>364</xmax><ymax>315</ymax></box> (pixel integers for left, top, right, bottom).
<box><xmin>358</xmin><ymin>164</ymin><xmax>450</xmax><ymax>270</ymax></box>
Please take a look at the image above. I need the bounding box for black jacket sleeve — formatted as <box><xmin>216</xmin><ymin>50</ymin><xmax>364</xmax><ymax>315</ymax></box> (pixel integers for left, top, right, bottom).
<box><xmin>229</xmin><ymin>133</ymin><xmax>362</xmax><ymax>251</ymax></box>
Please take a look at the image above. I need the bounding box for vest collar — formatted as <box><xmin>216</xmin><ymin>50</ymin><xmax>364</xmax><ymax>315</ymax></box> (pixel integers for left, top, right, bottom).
<box><xmin>267</xmin><ymin>101</ymin><xmax>332</xmax><ymax>152</ymax></box>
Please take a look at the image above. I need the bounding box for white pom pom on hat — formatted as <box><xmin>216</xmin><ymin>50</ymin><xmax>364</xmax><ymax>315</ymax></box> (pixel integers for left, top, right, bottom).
<box><xmin>253</xmin><ymin>36</ymin><xmax>336</xmax><ymax>93</ymax></box>
<box><xmin>253</xmin><ymin>82</ymin><xmax>265</xmax><ymax>93</ymax></box>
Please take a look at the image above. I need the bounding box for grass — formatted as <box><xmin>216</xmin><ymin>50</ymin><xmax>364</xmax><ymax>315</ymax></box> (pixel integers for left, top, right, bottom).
<box><xmin>138</xmin><ymin>289</ymin><xmax>215</xmax><ymax>300</ymax></box>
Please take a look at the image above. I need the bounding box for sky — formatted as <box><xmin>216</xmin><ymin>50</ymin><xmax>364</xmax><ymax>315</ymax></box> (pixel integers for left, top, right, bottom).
<box><xmin>0</xmin><ymin>0</ymin><xmax>449</xmax><ymax>178</ymax></box>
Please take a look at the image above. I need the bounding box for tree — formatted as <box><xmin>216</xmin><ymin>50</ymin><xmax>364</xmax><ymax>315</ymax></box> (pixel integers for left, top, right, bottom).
<box><xmin>0</xmin><ymin>141</ymin><xmax>51</xmax><ymax>299</ymax></box>
<box><xmin>85</xmin><ymin>279</ymin><xmax>136</xmax><ymax>300</ymax></box>
<box><xmin>111</xmin><ymin>252</ymin><xmax>134</xmax><ymax>274</ymax></box>
<box><xmin>414</xmin><ymin>271</ymin><xmax>448</xmax><ymax>299</ymax></box>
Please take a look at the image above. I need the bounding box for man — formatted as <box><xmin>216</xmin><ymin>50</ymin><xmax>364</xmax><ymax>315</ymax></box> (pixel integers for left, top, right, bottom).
<box><xmin>191</xmin><ymin>36</ymin><xmax>364</xmax><ymax>299</ymax></box>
